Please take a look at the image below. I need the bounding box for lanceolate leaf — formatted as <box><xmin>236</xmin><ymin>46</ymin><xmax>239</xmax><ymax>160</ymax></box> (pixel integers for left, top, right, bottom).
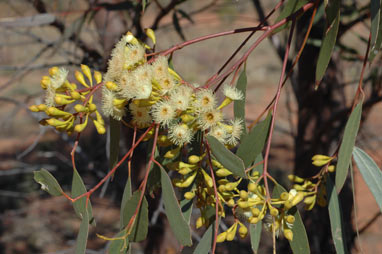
<box><xmin>160</xmin><ymin>167</ymin><xmax>192</xmax><ymax>246</ymax></box>
<box><xmin>236</xmin><ymin>112</ymin><xmax>272</xmax><ymax>168</ymax></box>
<box><xmin>121</xmin><ymin>190</ymin><xmax>149</xmax><ymax>242</ymax></box>
<box><xmin>172</xmin><ymin>11</ymin><xmax>186</xmax><ymax>41</ymax></box>
<box><xmin>370</xmin><ymin>0</ymin><xmax>381</xmax><ymax>48</ymax></box>
<box><xmin>353</xmin><ymin>147</ymin><xmax>382</xmax><ymax>212</ymax></box>
<box><xmin>327</xmin><ymin>177</ymin><xmax>348</xmax><ymax>254</ymax></box>
<box><xmin>315</xmin><ymin>0</ymin><xmax>341</xmax><ymax>84</ymax></box>
<box><xmin>75</xmin><ymin>210</ymin><xmax>89</xmax><ymax>254</ymax></box>
<box><xmin>274</xmin><ymin>0</ymin><xmax>308</xmax><ymax>33</ymax></box>
<box><xmin>336</xmin><ymin>102</ymin><xmax>363</xmax><ymax>193</ymax></box>
<box><xmin>193</xmin><ymin>223</ymin><xmax>214</xmax><ymax>254</ymax></box>
<box><xmin>250</xmin><ymin>222</ymin><xmax>262</xmax><ymax>253</ymax></box>
<box><xmin>34</xmin><ymin>169</ymin><xmax>63</xmax><ymax>196</ymax></box>
<box><xmin>120</xmin><ymin>177</ymin><xmax>132</xmax><ymax>229</ymax></box>
<box><xmin>206</xmin><ymin>136</ymin><xmax>246</xmax><ymax>178</ymax></box>
<box><xmin>72</xmin><ymin>168</ymin><xmax>94</xmax><ymax>224</ymax></box>
<box><xmin>181</xmin><ymin>198</ymin><xmax>193</xmax><ymax>223</ymax></box>
<box><xmin>273</xmin><ymin>184</ymin><xmax>310</xmax><ymax>254</ymax></box>
<box><xmin>234</xmin><ymin>68</ymin><xmax>247</xmax><ymax>137</ymax></box>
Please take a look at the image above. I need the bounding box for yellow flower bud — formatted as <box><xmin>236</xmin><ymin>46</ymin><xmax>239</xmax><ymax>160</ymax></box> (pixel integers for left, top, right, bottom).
<box><xmin>251</xmin><ymin>171</ymin><xmax>260</xmax><ymax>178</ymax></box>
<box><xmin>175</xmin><ymin>172</ymin><xmax>197</xmax><ymax>188</ymax></box>
<box><xmin>105</xmin><ymin>81</ymin><xmax>118</xmax><ymax>91</ymax></box>
<box><xmin>113</xmin><ymin>98</ymin><xmax>127</xmax><ymax>109</ymax></box>
<box><xmin>184</xmin><ymin>191</ymin><xmax>195</xmax><ymax>200</ymax></box>
<box><xmin>248</xmin><ymin>183</ymin><xmax>257</xmax><ymax>193</ymax></box>
<box><xmin>227</xmin><ymin>199</ymin><xmax>235</xmax><ymax>207</ymax></box>
<box><xmin>74</xmin><ymin>104</ymin><xmax>88</xmax><ymax>113</ymax></box>
<box><xmin>216</xmin><ymin>168</ymin><xmax>232</xmax><ymax>177</ymax></box>
<box><xmin>249</xmin><ymin>217</ymin><xmax>260</xmax><ymax>224</ymax></box>
<box><xmin>293</xmin><ymin>184</ymin><xmax>305</xmax><ymax>191</ymax></box>
<box><xmin>178</xmin><ymin>167</ymin><xmax>193</xmax><ymax>175</ymax></box>
<box><xmin>239</xmin><ymin>225</ymin><xmax>248</xmax><ymax>238</ymax></box>
<box><xmin>54</xmin><ymin>96</ymin><xmax>74</xmax><ymax>105</ymax></box>
<box><xmin>29</xmin><ymin>105</ymin><xmax>39</xmax><ymax>112</ymax></box>
<box><xmin>168</xmin><ymin>68</ymin><xmax>181</xmax><ymax>81</ymax></box>
<box><xmin>288</xmin><ymin>174</ymin><xmax>304</xmax><ymax>183</ymax></box>
<box><xmin>80</xmin><ymin>64</ymin><xmax>92</xmax><ymax>86</ymax></box>
<box><xmin>280</xmin><ymin>192</ymin><xmax>289</xmax><ymax>201</ymax></box>
<box><xmin>88</xmin><ymin>103</ymin><xmax>97</xmax><ymax>112</ymax></box>
<box><xmin>49</xmin><ymin>67</ymin><xmax>59</xmax><ymax>76</ymax></box>
<box><xmin>312</xmin><ymin>159</ymin><xmax>332</xmax><ymax>167</ymax></box>
<box><xmin>75</xmin><ymin>70</ymin><xmax>88</xmax><ymax>87</ymax></box>
<box><xmin>237</xmin><ymin>200</ymin><xmax>249</xmax><ymax>209</ymax></box>
<box><xmin>70</xmin><ymin>91</ymin><xmax>81</xmax><ymax>100</ymax></box>
<box><xmin>145</xmin><ymin>28</ymin><xmax>156</xmax><ymax>44</ymax></box>
<box><xmin>328</xmin><ymin>165</ymin><xmax>335</xmax><ymax>172</ymax></box>
<box><xmin>283</xmin><ymin>229</ymin><xmax>293</xmax><ymax>241</ymax></box>
<box><xmin>251</xmin><ymin>207</ymin><xmax>260</xmax><ymax>217</ymax></box>
<box><xmin>164</xmin><ymin>146</ymin><xmax>180</xmax><ymax>159</ymax></box>
<box><xmin>188</xmin><ymin>155</ymin><xmax>201</xmax><ymax>164</ymax></box>
<box><xmin>211</xmin><ymin>159</ymin><xmax>223</xmax><ymax>169</ymax></box>
<box><xmin>180</xmin><ymin>114</ymin><xmax>194</xmax><ymax>123</ymax></box>
<box><xmin>201</xmin><ymin>170</ymin><xmax>213</xmax><ymax>188</ymax></box>
<box><xmin>37</xmin><ymin>104</ymin><xmax>47</xmax><ymax>111</ymax></box>
<box><xmin>240</xmin><ymin>190</ymin><xmax>248</xmax><ymax>200</ymax></box>
<box><xmin>95</xmin><ymin>111</ymin><xmax>104</xmax><ymax>125</ymax></box>
<box><xmin>226</xmin><ymin>223</ymin><xmax>238</xmax><ymax>241</ymax></box>
<box><xmin>303</xmin><ymin>195</ymin><xmax>316</xmax><ymax>205</ymax></box>
<box><xmin>46</xmin><ymin>107</ymin><xmax>71</xmax><ymax>117</ymax></box>
<box><xmin>94</xmin><ymin>71</ymin><xmax>102</xmax><ymax>84</ymax></box>
<box><xmin>270</xmin><ymin>207</ymin><xmax>279</xmax><ymax>217</ymax></box>
<box><xmin>46</xmin><ymin>118</ymin><xmax>68</xmax><ymax>127</ymax></box>
<box><xmin>196</xmin><ymin>216</ymin><xmax>205</xmax><ymax>229</ymax></box>
<box><xmin>93</xmin><ymin>120</ymin><xmax>106</xmax><ymax>134</ymax></box>
<box><xmin>291</xmin><ymin>192</ymin><xmax>305</xmax><ymax>207</ymax></box>
<box><xmin>216</xmin><ymin>232</ymin><xmax>227</xmax><ymax>243</ymax></box>
<box><xmin>286</xmin><ymin>215</ymin><xmax>295</xmax><ymax>224</ymax></box>
<box><xmin>311</xmin><ymin>154</ymin><xmax>332</xmax><ymax>161</ymax></box>
<box><xmin>157</xmin><ymin>135</ymin><xmax>172</xmax><ymax>147</ymax></box>
<box><xmin>74</xmin><ymin>122</ymin><xmax>87</xmax><ymax>133</ymax></box>
<box><xmin>40</xmin><ymin>76</ymin><xmax>51</xmax><ymax>89</ymax></box>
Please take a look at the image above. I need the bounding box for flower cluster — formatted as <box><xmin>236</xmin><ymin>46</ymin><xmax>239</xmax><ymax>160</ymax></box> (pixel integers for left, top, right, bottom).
<box><xmin>29</xmin><ymin>65</ymin><xmax>105</xmax><ymax>135</ymax></box>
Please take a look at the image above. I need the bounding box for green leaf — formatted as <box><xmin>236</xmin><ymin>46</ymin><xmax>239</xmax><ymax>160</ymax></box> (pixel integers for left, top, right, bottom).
<box><xmin>273</xmin><ymin>184</ymin><xmax>310</xmax><ymax>254</ymax></box>
<box><xmin>34</xmin><ymin>169</ymin><xmax>63</xmax><ymax>196</ymax></box>
<box><xmin>181</xmin><ymin>198</ymin><xmax>193</xmax><ymax>224</ymax></box>
<box><xmin>121</xmin><ymin>190</ymin><xmax>148</xmax><ymax>242</ymax></box>
<box><xmin>327</xmin><ymin>177</ymin><xmax>348</xmax><ymax>254</ymax></box>
<box><xmin>109</xmin><ymin>118</ymin><xmax>121</xmax><ymax>176</ymax></box>
<box><xmin>108</xmin><ymin>230</ymin><xmax>128</xmax><ymax>254</ymax></box>
<box><xmin>193</xmin><ymin>223</ymin><xmax>214</xmax><ymax>254</ymax></box>
<box><xmin>160</xmin><ymin>167</ymin><xmax>192</xmax><ymax>246</ymax></box>
<box><xmin>335</xmin><ymin>102</ymin><xmax>362</xmax><ymax>193</ymax></box>
<box><xmin>371</xmin><ymin>0</ymin><xmax>382</xmax><ymax>49</ymax></box>
<box><xmin>353</xmin><ymin>147</ymin><xmax>382</xmax><ymax>212</ymax></box>
<box><xmin>236</xmin><ymin>112</ymin><xmax>272</xmax><ymax>168</ymax></box>
<box><xmin>369</xmin><ymin>6</ymin><xmax>382</xmax><ymax>61</ymax></box>
<box><xmin>233</xmin><ymin>68</ymin><xmax>247</xmax><ymax>138</ymax></box>
<box><xmin>75</xmin><ymin>210</ymin><xmax>89</xmax><ymax>254</ymax></box>
<box><xmin>274</xmin><ymin>0</ymin><xmax>308</xmax><ymax>33</ymax></box>
<box><xmin>72</xmin><ymin>168</ymin><xmax>94</xmax><ymax>224</ymax></box>
<box><xmin>120</xmin><ymin>177</ymin><xmax>132</xmax><ymax>229</ymax></box>
<box><xmin>250</xmin><ymin>222</ymin><xmax>262</xmax><ymax>253</ymax></box>
<box><xmin>172</xmin><ymin>11</ymin><xmax>186</xmax><ymax>41</ymax></box>
<box><xmin>315</xmin><ymin>0</ymin><xmax>341</xmax><ymax>83</ymax></box>
<box><xmin>206</xmin><ymin>136</ymin><xmax>246</xmax><ymax>178</ymax></box>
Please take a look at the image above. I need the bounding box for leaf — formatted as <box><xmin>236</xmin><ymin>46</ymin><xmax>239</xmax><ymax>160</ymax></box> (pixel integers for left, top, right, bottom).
<box><xmin>181</xmin><ymin>198</ymin><xmax>193</xmax><ymax>224</ymax></box>
<box><xmin>327</xmin><ymin>177</ymin><xmax>348</xmax><ymax>254</ymax></box>
<box><xmin>233</xmin><ymin>68</ymin><xmax>247</xmax><ymax>138</ymax></box>
<box><xmin>236</xmin><ymin>112</ymin><xmax>272</xmax><ymax>168</ymax></box>
<box><xmin>353</xmin><ymin>147</ymin><xmax>382</xmax><ymax>212</ymax></box>
<box><xmin>273</xmin><ymin>184</ymin><xmax>310</xmax><ymax>254</ymax></box>
<box><xmin>335</xmin><ymin>102</ymin><xmax>363</xmax><ymax>193</ymax></box>
<box><xmin>274</xmin><ymin>0</ymin><xmax>308</xmax><ymax>33</ymax></box>
<box><xmin>172</xmin><ymin>11</ymin><xmax>186</xmax><ymax>41</ymax></box>
<box><xmin>193</xmin><ymin>223</ymin><xmax>214</xmax><ymax>254</ymax></box>
<box><xmin>369</xmin><ymin>6</ymin><xmax>382</xmax><ymax>61</ymax></box>
<box><xmin>206</xmin><ymin>136</ymin><xmax>246</xmax><ymax>178</ymax></box>
<box><xmin>371</xmin><ymin>0</ymin><xmax>382</xmax><ymax>50</ymax></box>
<box><xmin>75</xmin><ymin>210</ymin><xmax>89</xmax><ymax>254</ymax></box>
<box><xmin>160</xmin><ymin>167</ymin><xmax>192</xmax><ymax>246</ymax></box>
<box><xmin>250</xmin><ymin>222</ymin><xmax>262</xmax><ymax>253</ymax></box>
<box><xmin>120</xmin><ymin>177</ymin><xmax>132</xmax><ymax>229</ymax></box>
<box><xmin>315</xmin><ymin>0</ymin><xmax>340</xmax><ymax>84</ymax></box>
<box><xmin>108</xmin><ymin>230</ymin><xmax>128</xmax><ymax>254</ymax></box>
<box><xmin>121</xmin><ymin>190</ymin><xmax>149</xmax><ymax>242</ymax></box>
<box><xmin>72</xmin><ymin>168</ymin><xmax>94</xmax><ymax>224</ymax></box>
<box><xmin>34</xmin><ymin>169</ymin><xmax>63</xmax><ymax>196</ymax></box>
<box><xmin>178</xmin><ymin>9</ymin><xmax>194</xmax><ymax>24</ymax></box>
<box><xmin>109</xmin><ymin>118</ymin><xmax>121</xmax><ymax>177</ymax></box>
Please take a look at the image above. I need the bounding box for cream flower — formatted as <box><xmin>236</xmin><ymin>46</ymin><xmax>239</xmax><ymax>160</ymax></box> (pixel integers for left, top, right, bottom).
<box><xmin>168</xmin><ymin>123</ymin><xmax>193</xmax><ymax>145</ymax></box>
<box><xmin>151</xmin><ymin>100</ymin><xmax>176</xmax><ymax>126</ymax></box>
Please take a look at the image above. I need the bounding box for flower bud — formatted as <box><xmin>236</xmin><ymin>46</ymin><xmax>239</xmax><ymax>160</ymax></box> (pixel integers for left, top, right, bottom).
<box><xmin>106</xmin><ymin>81</ymin><xmax>118</xmax><ymax>91</ymax></box>
<box><xmin>248</xmin><ymin>183</ymin><xmax>257</xmax><ymax>193</ymax></box>
<box><xmin>216</xmin><ymin>231</ymin><xmax>227</xmax><ymax>243</ymax></box>
<box><xmin>226</xmin><ymin>224</ymin><xmax>237</xmax><ymax>241</ymax></box>
<box><xmin>93</xmin><ymin>120</ymin><xmax>106</xmax><ymax>134</ymax></box>
<box><xmin>283</xmin><ymin>229</ymin><xmax>293</xmax><ymax>241</ymax></box>
<box><xmin>75</xmin><ymin>70</ymin><xmax>88</xmax><ymax>87</ymax></box>
<box><xmin>70</xmin><ymin>91</ymin><xmax>81</xmax><ymax>100</ymax></box>
<box><xmin>40</xmin><ymin>76</ymin><xmax>51</xmax><ymax>89</ymax></box>
<box><xmin>240</xmin><ymin>190</ymin><xmax>248</xmax><ymax>200</ymax></box>
<box><xmin>88</xmin><ymin>103</ymin><xmax>97</xmax><ymax>112</ymax></box>
<box><xmin>46</xmin><ymin>107</ymin><xmax>71</xmax><ymax>117</ymax></box>
<box><xmin>29</xmin><ymin>105</ymin><xmax>39</xmax><ymax>112</ymax></box>
<box><xmin>37</xmin><ymin>104</ymin><xmax>47</xmax><ymax>111</ymax></box>
<box><xmin>74</xmin><ymin>104</ymin><xmax>88</xmax><ymax>113</ymax></box>
<box><xmin>251</xmin><ymin>207</ymin><xmax>260</xmax><ymax>217</ymax></box>
<box><xmin>280</xmin><ymin>192</ymin><xmax>289</xmax><ymax>201</ymax></box>
<box><xmin>184</xmin><ymin>191</ymin><xmax>195</xmax><ymax>200</ymax></box>
<box><xmin>288</xmin><ymin>174</ymin><xmax>304</xmax><ymax>183</ymax></box>
<box><xmin>94</xmin><ymin>71</ymin><xmax>102</xmax><ymax>84</ymax></box>
<box><xmin>311</xmin><ymin>154</ymin><xmax>332</xmax><ymax>161</ymax></box>
<box><xmin>239</xmin><ymin>225</ymin><xmax>248</xmax><ymax>238</ymax></box>
<box><xmin>328</xmin><ymin>165</ymin><xmax>335</xmax><ymax>172</ymax></box>
<box><xmin>74</xmin><ymin>122</ymin><xmax>87</xmax><ymax>133</ymax></box>
<box><xmin>49</xmin><ymin>67</ymin><xmax>59</xmax><ymax>76</ymax></box>
<box><xmin>270</xmin><ymin>207</ymin><xmax>279</xmax><ymax>217</ymax></box>
<box><xmin>164</xmin><ymin>146</ymin><xmax>180</xmax><ymax>159</ymax></box>
<box><xmin>286</xmin><ymin>215</ymin><xmax>295</xmax><ymax>224</ymax></box>
<box><xmin>196</xmin><ymin>216</ymin><xmax>205</xmax><ymax>229</ymax></box>
<box><xmin>188</xmin><ymin>155</ymin><xmax>201</xmax><ymax>164</ymax></box>
<box><xmin>80</xmin><ymin>64</ymin><xmax>92</xmax><ymax>85</ymax></box>
<box><xmin>216</xmin><ymin>168</ymin><xmax>232</xmax><ymax>177</ymax></box>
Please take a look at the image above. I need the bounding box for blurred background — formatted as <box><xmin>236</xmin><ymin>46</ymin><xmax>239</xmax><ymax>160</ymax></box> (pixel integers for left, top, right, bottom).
<box><xmin>0</xmin><ymin>0</ymin><xmax>381</xmax><ymax>253</ymax></box>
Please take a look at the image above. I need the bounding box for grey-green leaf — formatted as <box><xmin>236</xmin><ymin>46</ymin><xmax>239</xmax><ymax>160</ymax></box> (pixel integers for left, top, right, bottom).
<box><xmin>120</xmin><ymin>177</ymin><xmax>132</xmax><ymax>229</ymax></box>
<box><xmin>336</xmin><ymin>102</ymin><xmax>362</xmax><ymax>193</ymax></box>
<box><xmin>274</xmin><ymin>0</ymin><xmax>308</xmax><ymax>33</ymax></box>
<box><xmin>234</xmin><ymin>68</ymin><xmax>247</xmax><ymax>137</ymax></box>
<box><xmin>315</xmin><ymin>0</ymin><xmax>340</xmax><ymax>83</ymax></box>
<box><xmin>160</xmin><ymin>167</ymin><xmax>192</xmax><ymax>246</ymax></box>
<box><xmin>273</xmin><ymin>184</ymin><xmax>310</xmax><ymax>254</ymax></box>
<box><xmin>75</xmin><ymin>210</ymin><xmax>89</xmax><ymax>254</ymax></box>
<box><xmin>34</xmin><ymin>169</ymin><xmax>63</xmax><ymax>196</ymax></box>
<box><xmin>327</xmin><ymin>177</ymin><xmax>348</xmax><ymax>254</ymax></box>
<box><xmin>206</xmin><ymin>136</ymin><xmax>246</xmax><ymax>178</ymax></box>
<box><xmin>371</xmin><ymin>0</ymin><xmax>381</xmax><ymax>50</ymax></box>
<box><xmin>250</xmin><ymin>222</ymin><xmax>262</xmax><ymax>253</ymax></box>
<box><xmin>72</xmin><ymin>168</ymin><xmax>93</xmax><ymax>224</ymax></box>
<box><xmin>193</xmin><ymin>223</ymin><xmax>214</xmax><ymax>254</ymax></box>
<box><xmin>353</xmin><ymin>147</ymin><xmax>382</xmax><ymax>212</ymax></box>
<box><xmin>121</xmin><ymin>190</ymin><xmax>149</xmax><ymax>242</ymax></box>
<box><xmin>108</xmin><ymin>230</ymin><xmax>128</xmax><ymax>254</ymax></box>
<box><xmin>236</xmin><ymin>112</ymin><xmax>272</xmax><ymax>168</ymax></box>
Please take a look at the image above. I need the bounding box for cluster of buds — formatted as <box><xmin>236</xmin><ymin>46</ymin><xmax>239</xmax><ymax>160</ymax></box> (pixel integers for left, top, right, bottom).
<box><xmin>29</xmin><ymin>65</ymin><xmax>105</xmax><ymax>135</ymax></box>
<box><xmin>288</xmin><ymin>154</ymin><xmax>335</xmax><ymax>210</ymax></box>
<box><xmin>217</xmin><ymin>221</ymin><xmax>248</xmax><ymax>242</ymax></box>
